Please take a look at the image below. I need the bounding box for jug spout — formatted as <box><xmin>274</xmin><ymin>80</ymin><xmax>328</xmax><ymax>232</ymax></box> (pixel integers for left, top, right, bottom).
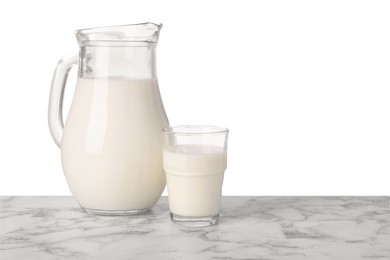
<box><xmin>75</xmin><ymin>22</ymin><xmax>162</xmax><ymax>47</ymax></box>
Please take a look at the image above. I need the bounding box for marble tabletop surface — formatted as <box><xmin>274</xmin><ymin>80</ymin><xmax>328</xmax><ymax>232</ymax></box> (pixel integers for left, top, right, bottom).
<box><xmin>0</xmin><ymin>196</ymin><xmax>389</xmax><ymax>260</ymax></box>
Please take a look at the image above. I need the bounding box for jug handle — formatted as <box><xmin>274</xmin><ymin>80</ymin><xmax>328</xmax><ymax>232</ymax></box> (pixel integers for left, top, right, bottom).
<box><xmin>48</xmin><ymin>54</ymin><xmax>78</xmax><ymax>148</ymax></box>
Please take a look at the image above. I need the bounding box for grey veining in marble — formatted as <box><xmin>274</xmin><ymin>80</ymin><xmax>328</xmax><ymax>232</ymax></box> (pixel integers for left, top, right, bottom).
<box><xmin>1</xmin><ymin>196</ymin><xmax>389</xmax><ymax>260</ymax></box>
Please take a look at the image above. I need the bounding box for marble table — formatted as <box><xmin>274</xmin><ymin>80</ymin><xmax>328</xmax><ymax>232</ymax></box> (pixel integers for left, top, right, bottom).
<box><xmin>1</xmin><ymin>197</ymin><xmax>389</xmax><ymax>260</ymax></box>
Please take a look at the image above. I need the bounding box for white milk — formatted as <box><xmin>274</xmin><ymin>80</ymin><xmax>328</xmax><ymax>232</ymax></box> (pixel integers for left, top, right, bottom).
<box><xmin>163</xmin><ymin>145</ymin><xmax>227</xmax><ymax>217</ymax></box>
<box><xmin>61</xmin><ymin>77</ymin><xmax>168</xmax><ymax>211</ymax></box>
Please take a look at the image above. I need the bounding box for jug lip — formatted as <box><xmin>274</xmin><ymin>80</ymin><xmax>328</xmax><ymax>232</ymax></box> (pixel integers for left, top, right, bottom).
<box><xmin>75</xmin><ymin>22</ymin><xmax>162</xmax><ymax>47</ymax></box>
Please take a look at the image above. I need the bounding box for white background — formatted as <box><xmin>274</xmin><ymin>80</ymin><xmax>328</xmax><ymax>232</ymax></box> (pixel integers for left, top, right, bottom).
<box><xmin>0</xmin><ymin>0</ymin><xmax>389</xmax><ymax>195</ymax></box>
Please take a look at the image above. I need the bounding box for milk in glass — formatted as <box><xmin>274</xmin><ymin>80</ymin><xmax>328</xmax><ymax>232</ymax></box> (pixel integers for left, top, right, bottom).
<box><xmin>163</xmin><ymin>144</ymin><xmax>227</xmax><ymax>217</ymax></box>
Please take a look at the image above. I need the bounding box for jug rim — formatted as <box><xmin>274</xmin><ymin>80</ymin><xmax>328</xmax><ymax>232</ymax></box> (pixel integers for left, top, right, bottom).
<box><xmin>75</xmin><ymin>22</ymin><xmax>162</xmax><ymax>47</ymax></box>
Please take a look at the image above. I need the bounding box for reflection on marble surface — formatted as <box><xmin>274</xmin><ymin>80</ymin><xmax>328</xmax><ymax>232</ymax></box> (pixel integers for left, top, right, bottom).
<box><xmin>1</xmin><ymin>196</ymin><xmax>389</xmax><ymax>259</ymax></box>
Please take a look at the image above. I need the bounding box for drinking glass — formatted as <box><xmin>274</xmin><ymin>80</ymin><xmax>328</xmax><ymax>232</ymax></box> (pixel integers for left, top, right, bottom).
<box><xmin>162</xmin><ymin>125</ymin><xmax>229</xmax><ymax>227</ymax></box>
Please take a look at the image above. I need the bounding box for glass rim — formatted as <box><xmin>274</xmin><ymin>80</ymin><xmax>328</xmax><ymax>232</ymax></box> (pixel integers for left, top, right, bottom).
<box><xmin>162</xmin><ymin>125</ymin><xmax>229</xmax><ymax>135</ymax></box>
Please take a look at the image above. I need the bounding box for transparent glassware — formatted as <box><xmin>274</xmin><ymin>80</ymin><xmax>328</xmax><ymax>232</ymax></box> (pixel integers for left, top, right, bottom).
<box><xmin>48</xmin><ymin>23</ymin><xmax>169</xmax><ymax>215</ymax></box>
<box><xmin>162</xmin><ymin>126</ymin><xmax>229</xmax><ymax>227</ymax></box>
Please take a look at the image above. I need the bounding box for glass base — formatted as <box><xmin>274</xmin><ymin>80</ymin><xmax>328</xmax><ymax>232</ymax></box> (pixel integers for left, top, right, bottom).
<box><xmin>83</xmin><ymin>207</ymin><xmax>150</xmax><ymax>216</ymax></box>
<box><xmin>170</xmin><ymin>212</ymin><xmax>219</xmax><ymax>227</ymax></box>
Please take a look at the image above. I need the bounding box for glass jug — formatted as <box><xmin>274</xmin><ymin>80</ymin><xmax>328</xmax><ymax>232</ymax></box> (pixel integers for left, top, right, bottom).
<box><xmin>48</xmin><ymin>23</ymin><xmax>169</xmax><ymax>215</ymax></box>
